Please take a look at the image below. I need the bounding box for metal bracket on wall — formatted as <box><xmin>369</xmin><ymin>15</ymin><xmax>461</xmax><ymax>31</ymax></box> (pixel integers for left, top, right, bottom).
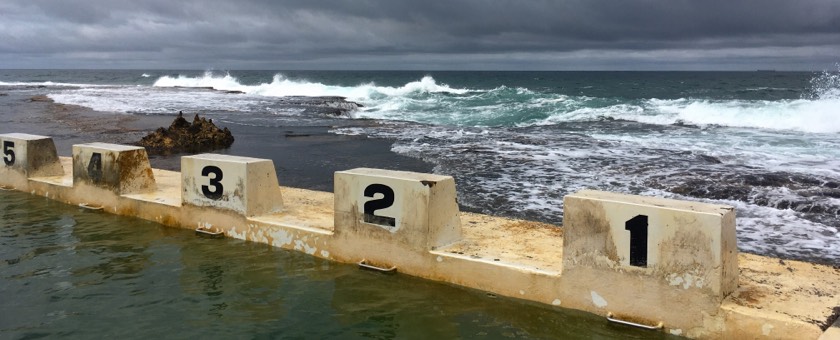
<box><xmin>195</xmin><ymin>226</ymin><xmax>224</xmax><ymax>237</ymax></box>
<box><xmin>78</xmin><ymin>203</ymin><xmax>103</xmax><ymax>211</ymax></box>
<box><xmin>606</xmin><ymin>312</ymin><xmax>664</xmax><ymax>330</ymax></box>
<box><xmin>358</xmin><ymin>259</ymin><xmax>397</xmax><ymax>274</ymax></box>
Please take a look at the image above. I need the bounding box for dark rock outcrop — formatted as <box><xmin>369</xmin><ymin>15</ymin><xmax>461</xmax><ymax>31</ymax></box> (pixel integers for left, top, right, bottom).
<box><xmin>29</xmin><ymin>95</ymin><xmax>52</xmax><ymax>102</ymax></box>
<box><xmin>276</xmin><ymin>96</ymin><xmax>363</xmax><ymax>117</ymax></box>
<box><xmin>645</xmin><ymin>170</ymin><xmax>840</xmax><ymax>220</ymax></box>
<box><xmin>137</xmin><ymin>112</ymin><xmax>234</xmax><ymax>155</ymax></box>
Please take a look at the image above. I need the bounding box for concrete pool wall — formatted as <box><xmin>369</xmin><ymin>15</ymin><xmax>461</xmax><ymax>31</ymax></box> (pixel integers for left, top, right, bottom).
<box><xmin>1</xmin><ymin>133</ymin><xmax>838</xmax><ymax>339</ymax></box>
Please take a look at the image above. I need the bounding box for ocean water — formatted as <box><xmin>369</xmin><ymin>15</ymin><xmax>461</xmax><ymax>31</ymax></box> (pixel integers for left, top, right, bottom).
<box><xmin>1</xmin><ymin>69</ymin><xmax>839</xmax><ymax>264</ymax></box>
<box><xmin>1</xmin><ymin>190</ymin><xmax>677</xmax><ymax>339</ymax></box>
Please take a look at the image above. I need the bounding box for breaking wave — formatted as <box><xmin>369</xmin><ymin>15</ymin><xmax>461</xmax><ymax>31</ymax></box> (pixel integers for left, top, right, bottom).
<box><xmin>153</xmin><ymin>71</ymin><xmax>468</xmax><ymax>99</ymax></box>
<box><xmin>151</xmin><ymin>71</ymin><xmax>840</xmax><ymax>133</ymax></box>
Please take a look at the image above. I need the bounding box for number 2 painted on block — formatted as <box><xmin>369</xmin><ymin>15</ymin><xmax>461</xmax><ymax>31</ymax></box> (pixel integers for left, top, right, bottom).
<box><xmin>3</xmin><ymin>141</ymin><xmax>15</xmax><ymax>166</ymax></box>
<box><xmin>363</xmin><ymin>184</ymin><xmax>396</xmax><ymax>227</ymax></box>
<box><xmin>201</xmin><ymin>166</ymin><xmax>224</xmax><ymax>200</ymax></box>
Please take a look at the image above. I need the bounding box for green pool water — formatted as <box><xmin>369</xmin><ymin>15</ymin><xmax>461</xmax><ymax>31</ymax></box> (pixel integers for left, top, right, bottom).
<box><xmin>0</xmin><ymin>190</ymin><xmax>682</xmax><ymax>339</ymax></box>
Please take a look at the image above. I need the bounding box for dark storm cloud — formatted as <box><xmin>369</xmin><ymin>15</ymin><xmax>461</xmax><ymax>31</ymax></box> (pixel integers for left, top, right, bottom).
<box><xmin>1</xmin><ymin>0</ymin><xmax>839</xmax><ymax>70</ymax></box>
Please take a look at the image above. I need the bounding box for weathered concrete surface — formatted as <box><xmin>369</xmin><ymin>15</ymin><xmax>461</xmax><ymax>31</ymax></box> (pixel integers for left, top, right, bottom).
<box><xmin>181</xmin><ymin>153</ymin><xmax>283</xmax><ymax>216</ymax></box>
<box><xmin>819</xmin><ymin>316</ymin><xmax>840</xmax><ymax>340</ymax></box>
<box><xmin>334</xmin><ymin>168</ymin><xmax>462</xmax><ymax>254</ymax></box>
<box><xmin>561</xmin><ymin>190</ymin><xmax>740</xmax><ymax>336</ymax></box>
<box><xmin>563</xmin><ymin>190</ymin><xmax>738</xmax><ymax>294</ymax></box>
<box><xmin>440</xmin><ymin>217</ymin><xmax>563</xmax><ymax>273</ymax></box>
<box><xmin>7</xmin><ymin>155</ymin><xmax>839</xmax><ymax>339</ymax></box>
<box><xmin>0</xmin><ymin>133</ymin><xmax>63</xmax><ymax>188</ymax></box>
<box><xmin>726</xmin><ymin>253</ymin><xmax>840</xmax><ymax>340</ymax></box>
<box><xmin>71</xmin><ymin>143</ymin><xmax>156</xmax><ymax>195</ymax></box>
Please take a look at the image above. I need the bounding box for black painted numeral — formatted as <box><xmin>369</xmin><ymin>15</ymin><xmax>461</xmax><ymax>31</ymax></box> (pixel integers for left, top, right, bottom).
<box><xmin>2</xmin><ymin>141</ymin><xmax>15</xmax><ymax>166</ymax></box>
<box><xmin>201</xmin><ymin>166</ymin><xmax>224</xmax><ymax>200</ymax></box>
<box><xmin>87</xmin><ymin>152</ymin><xmax>103</xmax><ymax>183</ymax></box>
<box><xmin>363</xmin><ymin>184</ymin><xmax>396</xmax><ymax>227</ymax></box>
<box><xmin>625</xmin><ymin>215</ymin><xmax>648</xmax><ymax>267</ymax></box>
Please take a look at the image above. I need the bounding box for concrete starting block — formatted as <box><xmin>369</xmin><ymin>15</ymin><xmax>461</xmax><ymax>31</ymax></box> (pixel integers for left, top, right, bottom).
<box><xmin>334</xmin><ymin>168</ymin><xmax>462</xmax><ymax>252</ymax></box>
<box><xmin>562</xmin><ymin>190</ymin><xmax>738</xmax><ymax>328</ymax></box>
<box><xmin>0</xmin><ymin>133</ymin><xmax>64</xmax><ymax>187</ymax></box>
<box><xmin>72</xmin><ymin>143</ymin><xmax>156</xmax><ymax>194</ymax></box>
<box><xmin>181</xmin><ymin>154</ymin><xmax>283</xmax><ymax>216</ymax></box>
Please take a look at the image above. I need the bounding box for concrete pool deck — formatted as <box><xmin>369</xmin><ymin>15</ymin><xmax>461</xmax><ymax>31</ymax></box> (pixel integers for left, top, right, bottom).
<box><xmin>1</xmin><ymin>134</ymin><xmax>838</xmax><ymax>339</ymax></box>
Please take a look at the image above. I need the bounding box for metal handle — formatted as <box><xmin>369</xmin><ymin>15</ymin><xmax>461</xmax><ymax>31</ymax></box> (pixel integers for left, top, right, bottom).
<box><xmin>195</xmin><ymin>227</ymin><xmax>224</xmax><ymax>237</ymax></box>
<box><xmin>606</xmin><ymin>312</ymin><xmax>663</xmax><ymax>330</ymax></box>
<box><xmin>358</xmin><ymin>259</ymin><xmax>397</xmax><ymax>273</ymax></box>
<box><xmin>78</xmin><ymin>203</ymin><xmax>103</xmax><ymax>211</ymax></box>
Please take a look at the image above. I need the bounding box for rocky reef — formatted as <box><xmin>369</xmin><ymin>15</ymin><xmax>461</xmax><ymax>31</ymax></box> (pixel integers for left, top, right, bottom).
<box><xmin>645</xmin><ymin>169</ymin><xmax>840</xmax><ymax>229</ymax></box>
<box><xmin>137</xmin><ymin>112</ymin><xmax>234</xmax><ymax>155</ymax></box>
<box><xmin>276</xmin><ymin>96</ymin><xmax>363</xmax><ymax>117</ymax></box>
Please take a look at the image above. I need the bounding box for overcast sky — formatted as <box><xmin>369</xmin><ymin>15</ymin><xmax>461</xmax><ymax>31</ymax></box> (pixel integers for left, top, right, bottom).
<box><xmin>2</xmin><ymin>0</ymin><xmax>839</xmax><ymax>70</ymax></box>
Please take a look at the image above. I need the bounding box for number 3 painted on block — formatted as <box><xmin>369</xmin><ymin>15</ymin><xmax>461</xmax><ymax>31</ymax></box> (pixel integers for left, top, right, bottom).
<box><xmin>201</xmin><ymin>166</ymin><xmax>224</xmax><ymax>200</ymax></box>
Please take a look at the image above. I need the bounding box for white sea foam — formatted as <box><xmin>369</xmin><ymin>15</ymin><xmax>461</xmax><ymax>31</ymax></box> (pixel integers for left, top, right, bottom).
<box><xmin>154</xmin><ymin>72</ymin><xmax>247</xmax><ymax>92</ymax></box>
<box><xmin>590</xmin><ymin>125</ymin><xmax>840</xmax><ymax>178</ymax></box>
<box><xmin>652</xmin><ymin>98</ymin><xmax>840</xmax><ymax>133</ymax></box>
<box><xmin>0</xmin><ymin>80</ymin><xmax>104</xmax><ymax>87</ymax></box>
<box><xmin>153</xmin><ymin>72</ymin><xmax>468</xmax><ymax>99</ymax></box>
<box><xmin>809</xmin><ymin>69</ymin><xmax>840</xmax><ymax>100</ymax></box>
<box><xmin>32</xmin><ymin>71</ymin><xmax>840</xmax><ymax>134</ymax></box>
<box><xmin>47</xmin><ymin>86</ymin><xmax>265</xmax><ymax>114</ymax></box>
<box><xmin>530</xmin><ymin>97</ymin><xmax>840</xmax><ymax>133</ymax></box>
<box><xmin>30</xmin><ymin>72</ymin><xmax>840</xmax><ymax>184</ymax></box>
<box><xmin>333</xmin><ymin>122</ymin><xmax>840</xmax><ymax>263</ymax></box>
<box><xmin>724</xmin><ymin>200</ymin><xmax>840</xmax><ymax>260</ymax></box>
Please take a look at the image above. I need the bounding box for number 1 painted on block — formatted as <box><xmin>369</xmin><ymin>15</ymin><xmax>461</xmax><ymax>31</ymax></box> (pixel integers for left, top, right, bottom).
<box><xmin>625</xmin><ymin>215</ymin><xmax>648</xmax><ymax>267</ymax></box>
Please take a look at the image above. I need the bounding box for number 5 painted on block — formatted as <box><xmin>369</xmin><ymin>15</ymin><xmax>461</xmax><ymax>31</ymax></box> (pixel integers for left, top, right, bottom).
<box><xmin>2</xmin><ymin>141</ymin><xmax>15</xmax><ymax>166</ymax></box>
